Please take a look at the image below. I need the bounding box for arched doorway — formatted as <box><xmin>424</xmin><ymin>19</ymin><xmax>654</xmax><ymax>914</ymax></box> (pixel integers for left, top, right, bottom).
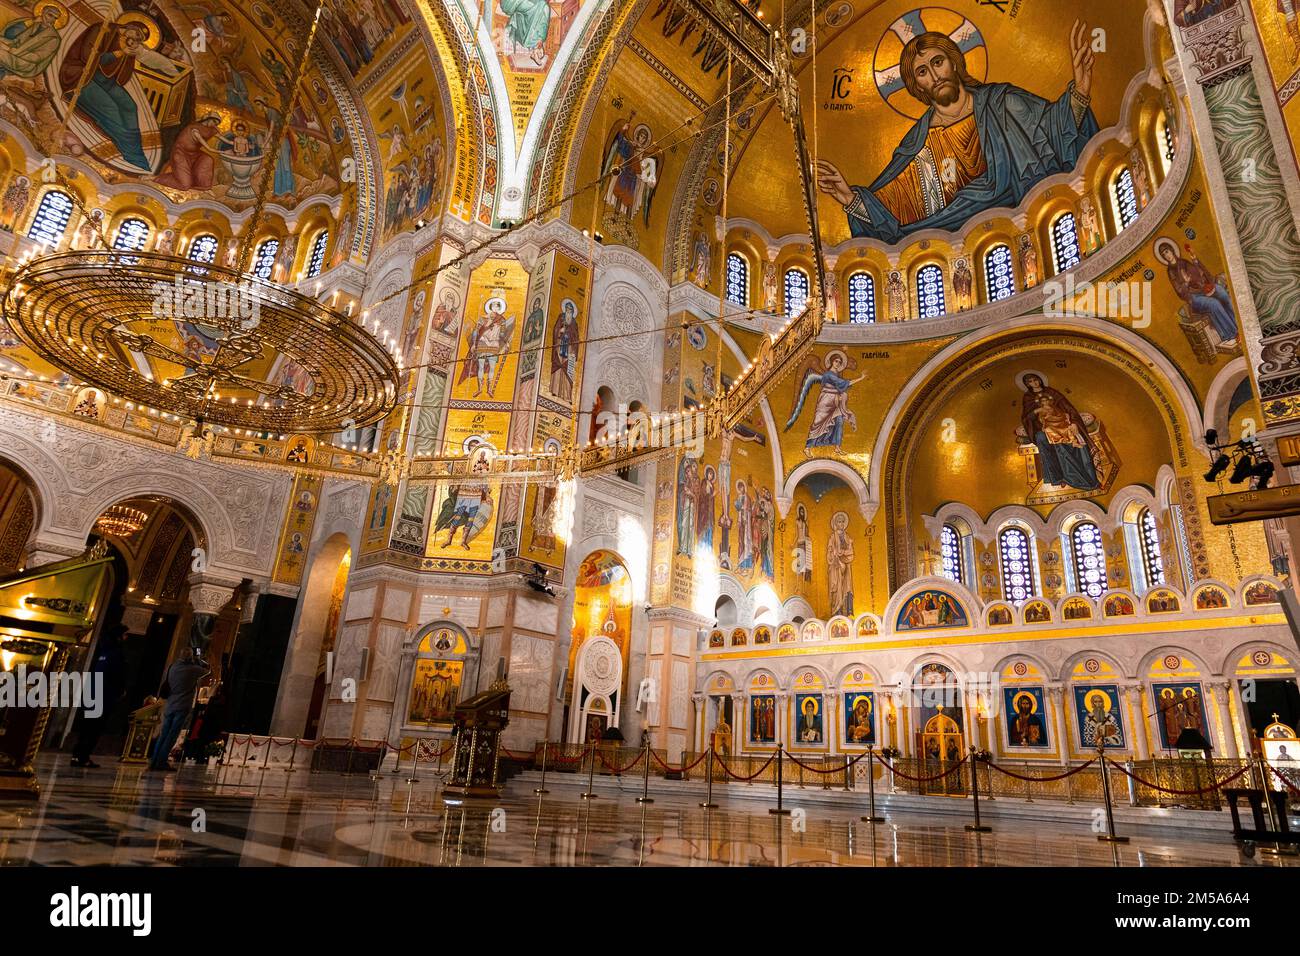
<box><xmin>55</xmin><ymin>496</ymin><xmax>206</xmax><ymax>755</ymax></box>
<box><xmin>270</xmin><ymin>532</ymin><xmax>352</xmax><ymax>738</ymax></box>
<box><xmin>912</xmin><ymin>662</ymin><xmax>966</xmax><ymax>795</ymax></box>
<box><xmin>387</xmin><ymin>620</ymin><xmax>479</xmax><ymax>752</ymax></box>
<box><xmin>0</xmin><ymin>460</ymin><xmax>38</xmax><ymax>573</ymax></box>
<box><xmin>567</xmin><ymin>549</ymin><xmax>633</xmax><ymax>742</ymax></box>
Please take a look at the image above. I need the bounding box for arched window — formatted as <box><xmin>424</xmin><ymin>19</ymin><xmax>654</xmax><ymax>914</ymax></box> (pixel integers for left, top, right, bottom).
<box><xmin>112</xmin><ymin>217</ymin><xmax>151</xmax><ymax>252</ymax></box>
<box><xmin>1139</xmin><ymin>507</ymin><xmax>1165</xmax><ymax>588</ymax></box>
<box><xmin>1112</xmin><ymin>168</ymin><xmax>1139</xmax><ymax>230</ymax></box>
<box><xmin>1158</xmin><ymin>112</ymin><xmax>1175</xmax><ymax>171</ymax></box>
<box><xmin>26</xmin><ymin>190</ymin><xmax>73</xmax><ymax>245</ymax></box>
<box><xmin>916</xmin><ymin>264</ymin><xmax>945</xmax><ymax>319</ymax></box>
<box><xmin>983</xmin><ymin>244</ymin><xmax>1015</xmax><ymax>302</ymax></box>
<box><xmin>1050</xmin><ymin>213</ymin><xmax>1081</xmax><ymax>274</ymax></box>
<box><xmin>940</xmin><ymin>523</ymin><xmax>964</xmax><ymax>585</ymax></box>
<box><xmin>305</xmin><ymin>229</ymin><xmax>330</xmax><ymax>279</ymax></box>
<box><xmin>847</xmin><ymin>271</ymin><xmax>876</xmax><ymax>324</ymax></box>
<box><xmin>784</xmin><ymin>267</ymin><xmax>809</xmax><ymax>318</ymax></box>
<box><xmin>999</xmin><ymin>526</ymin><xmax>1037</xmax><ymax>605</ymax></box>
<box><xmin>252</xmin><ymin>238</ymin><xmax>280</xmax><ymax>281</ymax></box>
<box><xmin>725</xmin><ymin>252</ymin><xmax>749</xmax><ymax>308</ymax></box>
<box><xmin>188</xmin><ymin>234</ymin><xmax>219</xmax><ymax>264</ymax></box>
<box><xmin>1069</xmin><ymin>521</ymin><xmax>1108</xmax><ymax>598</ymax></box>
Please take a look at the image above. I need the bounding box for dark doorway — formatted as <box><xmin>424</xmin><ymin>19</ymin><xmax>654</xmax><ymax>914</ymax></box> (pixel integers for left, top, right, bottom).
<box><xmin>1239</xmin><ymin>677</ymin><xmax>1300</xmax><ymax>739</ymax></box>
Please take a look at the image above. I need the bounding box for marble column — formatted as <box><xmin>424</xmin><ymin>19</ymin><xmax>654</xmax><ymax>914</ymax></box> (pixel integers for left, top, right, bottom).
<box><xmin>1208</xmin><ymin>680</ymin><xmax>1240</xmax><ymax>758</ymax></box>
<box><xmin>692</xmin><ymin>695</ymin><xmax>705</xmax><ymax>754</ymax></box>
<box><xmin>824</xmin><ymin>690</ymin><xmax>838</xmax><ymax>753</ymax></box>
<box><xmin>1048</xmin><ymin>686</ymin><xmax>1071</xmax><ymax>766</ymax></box>
<box><xmin>1123</xmin><ymin>684</ymin><xmax>1150</xmax><ymax>760</ymax></box>
<box><xmin>730</xmin><ymin>692</ymin><xmax>745</xmax><ymax>753</ymax></box>
<box><xmin>775</xmin><ymin>692</ymin><xmax>789</xmax><ymax>748</ymax></box>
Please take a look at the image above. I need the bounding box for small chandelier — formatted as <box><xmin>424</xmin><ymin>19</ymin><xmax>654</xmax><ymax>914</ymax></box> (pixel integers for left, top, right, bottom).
<box><xmin>94</xmin><ymin>505</ymin><xmax>149</xmax><ymax>538</ymax></box>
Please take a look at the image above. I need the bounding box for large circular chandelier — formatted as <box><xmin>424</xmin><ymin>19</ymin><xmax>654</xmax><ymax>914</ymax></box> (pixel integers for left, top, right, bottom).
<box><xmin>2</xmin><ymin>251</ymin><xmax>400</xmax><ymax>434</ymax></box>
<box><xmin>94</xmin><ymin>504</ymin><xmax>149</xmax><ymax>538</ymax></box>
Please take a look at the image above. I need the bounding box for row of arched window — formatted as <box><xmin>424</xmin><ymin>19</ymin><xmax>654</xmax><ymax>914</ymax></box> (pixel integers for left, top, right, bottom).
<box><xmin>723</xmin><ymin>111</ymin><xmax>1176</xmax><ymax>323</ymax></box>
<box><xmin>939</xmin><ymin>510</ymin><xmax>1169</xmax><ymax>606</ymax></box>
<box><xmin>21</xmin><ymin>189</ymin><xmax>332</xmax><ymax>281</ymax></box>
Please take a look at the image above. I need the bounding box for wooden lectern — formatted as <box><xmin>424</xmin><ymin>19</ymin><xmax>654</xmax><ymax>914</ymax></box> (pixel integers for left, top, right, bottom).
<box><xmin>0</xmin><ymin>544</ymin><xmax>112</xmax><ymax>800</ymax></box>
<box><xmin>443</xmin><ymin>680</ymin><xmax>510</xmax><ymax>799</ymax></box>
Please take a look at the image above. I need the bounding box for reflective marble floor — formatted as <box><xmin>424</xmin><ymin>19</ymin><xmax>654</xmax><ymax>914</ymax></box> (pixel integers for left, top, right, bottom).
<box><xmin>1</xmin><ymin>754</ymin><xmax>1296</xmax><ymax>867</ymax></box>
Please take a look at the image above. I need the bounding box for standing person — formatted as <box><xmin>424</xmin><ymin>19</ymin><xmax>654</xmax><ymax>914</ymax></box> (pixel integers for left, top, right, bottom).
<box><xmin>149</xmin><ymin>648</ymin><xmax>210</xmax><ymax>771</ymax></box>
<box><xmin>70</xmin><ymin>624</ymin><xmax>127</xmax><ymax>768</ymax></box>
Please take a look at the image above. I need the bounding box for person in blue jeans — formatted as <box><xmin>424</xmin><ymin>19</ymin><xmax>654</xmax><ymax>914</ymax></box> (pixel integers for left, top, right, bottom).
<box><xmin>149</xmin><ymin>648</ymin><xmax>210</xmax><ymax>771</ymax></box>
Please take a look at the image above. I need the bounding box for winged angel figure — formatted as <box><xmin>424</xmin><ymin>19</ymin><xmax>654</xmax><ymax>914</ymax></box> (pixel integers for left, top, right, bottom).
<box><xmin>784</xmin><ymin>350</ymin><xmax>865</xmax><ymax>452</ymax></box>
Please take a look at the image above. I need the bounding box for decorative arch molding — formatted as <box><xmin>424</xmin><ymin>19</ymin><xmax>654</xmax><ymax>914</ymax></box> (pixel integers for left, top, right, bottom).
<box><xmin>878</xmin><ymin>319</ymin><xmax>1207</xmax><ymax>591</ymax></box>
<box><xmin>883</xmin><ymin>575</ymin><xmax>982</xmax><ymax>629</ymax></box>
<box><xmin>411</xmin><ymin>617</ymin><xmax>478</xmax><ymax>653</ymax></box>
<box><xmin>834</xmin><ymin>661</ymin><xmax>885</xmax><ymax>688</ymax></box>
<box><xmin>777</xmin><ymin>458</ymin><xmax>872</xmax><ymax>522</ymax></box>
<box><xmin>1108</xmin><ymin>484</ymin><xmax>1163</xmax><ymax>524</ymax></box>
<box><xmin>1135</xmin><ymin>644</ymin><xmax>1215</xmax><ymax>678</ymax></box>
<box><xmin>742</xmin><ymin>665</ymin><xmax>782</xmax><ymax>691</ymax></box>
<box><xmin>1044</xmin><ymin>498</ymin><xmax>1110</xmax><ymax>538</ymax></box>
<box><xmin>990</xmin><ymin>650</ymin><xmax>1055</xmax><ymax>679</ymax></box>
<box><xmin>1056</xmin><ymin>649</ymin><xmax>1130</xmax><ymax>682</ymax></box>
<box><xmin>1202</xmin><ymin>356</ymin><xmax>1251</xmax><ymax>437</ymax></box>
<box><xmin>921</xmin><ymin>502</ymin><xmax>989</xmax><ymax>545</ymax></box>
<box><xmin>781</xmin><ymin>595</ymin><xmax>816</xmax><ymax>622</ymax></box>
<box><xmin>1222</xmin><ymin>639</ymin><xmax>1299</xmax><ymax>677</ymax></box>
<box><xmin>985</xmin><ymin>504</ymin><xmax>1050</xmax><ymax>538</ymax></box>
<box><xmin>785</xmin><ymin>661</ymin><xmax>833</xmax><ymax>689</ymax></box>
<box><xmin>898</xmin><ymin>650</ymin><xmax>970</xmax><ymax>687</ymax></box>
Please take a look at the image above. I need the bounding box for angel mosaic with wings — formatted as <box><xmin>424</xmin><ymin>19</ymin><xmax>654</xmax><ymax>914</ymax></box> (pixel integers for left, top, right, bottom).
<box><xmin>784</xmin><ymin>350</ymin><xmax>864</xmax><ymax>451</ymax></box>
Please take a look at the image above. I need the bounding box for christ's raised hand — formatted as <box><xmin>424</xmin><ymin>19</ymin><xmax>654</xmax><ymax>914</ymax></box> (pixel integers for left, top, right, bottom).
<box><xmin>1070</xmin><ymin>19</ymin><xmax>1095</xmax><ymax>100</ymax></box>
<box><xmin>814</xmin><ymin>159</ymin><xmax>853</xmax><ymax>206</ymax></box>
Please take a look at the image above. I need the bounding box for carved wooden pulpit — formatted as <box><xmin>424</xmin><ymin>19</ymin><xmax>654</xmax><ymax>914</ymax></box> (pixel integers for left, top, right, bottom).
<box><xmin>0</xmin><ymin>544</ymin><xmax>112</xmax><ymax>799</ymax></box>
<box><xmin>442</xmin><ymin>680</ymin><xmax>511</xmax><ymax>799</ymax></box>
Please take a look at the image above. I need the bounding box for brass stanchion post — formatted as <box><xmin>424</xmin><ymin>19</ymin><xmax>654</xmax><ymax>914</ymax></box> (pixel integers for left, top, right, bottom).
<box><xmin>285</xmin><ymin>738</ymin><xmax>298</xmax><ymax>774</ymax></box>
<box><xmin>534</xmin><ymin>742</ymin><xmax>550</xmax><ymax>795</ymax></box>
<box><xmin>965</xmin><ymin>749</ymin><xmax>991</xmax><ymax>832</ymax></box>
<box><xmin>700</xmin><ymin>747</ymin><xmax>718</xmax><ymax>809</ymax></box>
<box><xmin>406</xmin><ymin>741</ymin><xmax>421</xmax><ymax>784</ymax></box>
<box><xmin>580</xmin><ymin>741</ymin><xmax>598</xmax><ymax>799</ymax></box>
<box><xmin>769</xmin><ymin>744</ymin><xmax>791</xmax><ymax>815</ymax></box>
<box><xmin>637</xmin><ymin>740</ymin><xmax>654</xmax><ymax>804</ymax></box>
<box><xmin>861</xmin><ymin>746</ymin><xmax>884</xmax><ymax>823</ymax></box>
<box><xmin>1097</xmin><ymin>752</ymin><xmax>1129</xmax><ymax>843</ymax></box>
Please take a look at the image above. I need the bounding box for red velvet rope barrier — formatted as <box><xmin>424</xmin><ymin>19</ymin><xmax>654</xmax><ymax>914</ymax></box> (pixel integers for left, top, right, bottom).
<box><xmin>987</xmin><ymin>758</ymin><xmax>1097</xmax><ymax>782</ymax></box>
<box><xmin>783</xmin><ymin>750</ymin><xmax>869</xmax><ymax>774</ymax></box>
<box><xmin>597</xmin><ymin>750</ymin><xmax>646</xmax><ymax>773</ymax></box>
<box><xmin>650</xmin><ymin>748</ymin><xmax>712</xmax><ymax>774</ymax></box>
<box><xmin>876</xmin><ymin>754</ymin><xmax>969</xmax><ymax>783</ymax></box>
<box><xmin>1105</xmin><ymin>757</ymin><xmax>1253</xmax><ymax>795</ymax></box>
<box><xmin>714</xmin><ymin>752</ymin><xmax>778</xmax><ymax>781</ymax></box>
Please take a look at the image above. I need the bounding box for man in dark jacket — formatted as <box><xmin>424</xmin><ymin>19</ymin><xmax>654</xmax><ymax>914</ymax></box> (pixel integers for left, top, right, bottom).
<box><xmin>70</xmin><ymin>624</ymin><xmax>127</xmax><ymax>768</ymax></box>
<box><xmin>149</xmin><ymin>648</ymin><xmax>210</xmax><ymax>771</ymax></box>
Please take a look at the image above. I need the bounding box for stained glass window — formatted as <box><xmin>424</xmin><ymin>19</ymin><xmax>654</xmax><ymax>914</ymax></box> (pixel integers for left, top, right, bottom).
<box><xmin>916</xmin><ymin>263</ymin><xmax>945</xmax><ymax>319</ymax></box>
<box><xmin>1140</xmin><ymin>507</ymin><xmax>1165</xmax><ymax>588</ymax></box>
<box><xmin>999</xmin><ymin>526</ymin><xmax>1037</xmax><ymax>605</ymax></box>
<box><xmin>847</xmin><ymin>271</ymin><xmax>875</xmax><ymax>324</ymax></box>
<box><xmin>1051</xmin><ymin>213</ymin><xmax>1081</xmax><ymax>274</ymax></box>
<box><xmin>1070</xmin><ymin>521</ymin><xmax>1108</xmax><ymax>598</ymax></box>
<box><xmin>253</xmin><ymin>239</ymin><xmax>280</xmax><ymax>281</ymax></box>
<box><xmin>1113</xmin><ymin>168</ymin><xmax>1139</xmax><ymax>230</ymax></box>
<box><xmin>784</xmin><ymin>268</ymin><xmax>809</xmax><ymax>318</ymax></box>
<box><xmin>189</xmin><ymin>234</ymin><xmax>219</xmax><ymax>264</ymax></box>
<box><xmin>940</xmin><ymin>524</ymin><xmax>963</xmax><ymax>584</ymax></box>
<box><xmin>306</xmin><ymin>230</ymin><xmax>330</xmax><ymax>279</ymax></box>
<box><xmin>26</xmin><ymin>190</ymin><xmax>73</xmax><ymax>246</ymax></box>
<box><xmin>984</xmin><ymin>244</ymin><xmax>1015</xmax><ymax>302</ymax></box>
<box><xmin>112</xmin><ymin>217</ymin><xmax>151</xmax><ymax>252</ymax></box>
<box><xmin>726</xmin><ymin>252</ymin><xmax>748</xmax><ymax>307</ymax></box>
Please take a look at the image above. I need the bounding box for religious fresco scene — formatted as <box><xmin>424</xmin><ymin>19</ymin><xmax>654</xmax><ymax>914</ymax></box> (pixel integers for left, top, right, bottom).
<box><xmin>0</xmin><ymin>0</ymin><xmax>1297</xmax><ymax>910</ymax></box>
